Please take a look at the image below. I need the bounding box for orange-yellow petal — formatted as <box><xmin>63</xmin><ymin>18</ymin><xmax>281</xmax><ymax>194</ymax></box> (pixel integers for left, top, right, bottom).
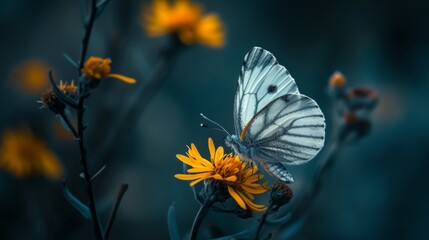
<box><xmin>174</xmin><ymin>172</ymin><xmax>211</xmax><ymax>180</ymax></box>
<box><xmin>187</xmin><ymin>167</ymin><xmax>212</xmax><ymax>173</ymax></box>
<box><xmin>223</xmin><ymin>175</ymin><xmax>237</xmax><ymax>182</ymax></box>
<box><xmin>107</xmin><ymin>73</ymin><xmax>136</xmax><ymax>84</ymax></box>
<box><xmin>241</xmin><ymin>185</ymin><xmax>268</xmax><ymax>195</ymax></box>
<box><xmin>228</xmin><ymin>186</ymin><xmax>246</xmax><ymax>210</ymax></box>
<box><xmin>208</xmin><ymin>137</ymin><xmax>215</xmax><ymax>161</ymax></box>
<box><xmin>214</xmin><ymin>146</ymin><xmax>224</xmax><ymax>162</ymax></box>
<box><xmin>190</xmin><ymin>175</ymin><xmax>211</xmax><ymax>186</ymax></box>
<box><xmin>176</xmin><ymin>154</ymin><xmax>200</xmax><ymax>167</ymax></box>
<box><xmin>238</xmin><ymin>191</ymin><xmax>267</xmax><ymax>212</ymax></box>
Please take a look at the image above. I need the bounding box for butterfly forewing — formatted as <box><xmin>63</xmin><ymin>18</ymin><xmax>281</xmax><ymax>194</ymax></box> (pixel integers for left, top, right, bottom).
<box><xmin>234</xmin><ymin>47</ymin><xmax>300</xmax><ymax>136</ymax></box>
<box><xmin>246</xmin><ymin>94</ymin><xmax>325</xmax><ymax>165</ymax></box>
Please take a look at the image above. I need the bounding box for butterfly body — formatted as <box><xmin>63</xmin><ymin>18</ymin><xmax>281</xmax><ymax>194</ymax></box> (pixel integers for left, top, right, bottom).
<box><xmin>226</xmin><ymin>47</ymin><xmax>326</xmax><ymax>183</ymax></box>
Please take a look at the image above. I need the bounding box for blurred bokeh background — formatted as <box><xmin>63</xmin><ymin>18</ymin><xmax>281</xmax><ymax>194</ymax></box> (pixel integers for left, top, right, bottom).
<box><xmin>1</xmin><ymin>0</ymin><xmax>428</xmax><ymax>239</ymax></box>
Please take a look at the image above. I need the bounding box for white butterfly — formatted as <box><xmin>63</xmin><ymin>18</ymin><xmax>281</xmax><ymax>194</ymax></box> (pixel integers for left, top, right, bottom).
<box><xmin>224</xmin><ymin>47</ymin><xmax>326</xmax><ymax>183</ymax></box>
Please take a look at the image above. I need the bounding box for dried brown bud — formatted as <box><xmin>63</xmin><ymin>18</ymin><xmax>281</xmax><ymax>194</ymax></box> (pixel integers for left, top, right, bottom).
<box><xmin>270</xmin><ymin>181</ymin><xmax>293</xmax><ymax>210</ymax></box>
<box><xmin>39</xmin><ymin>87</ymin><xmax>66</xmax><ymax>114</ymax></box>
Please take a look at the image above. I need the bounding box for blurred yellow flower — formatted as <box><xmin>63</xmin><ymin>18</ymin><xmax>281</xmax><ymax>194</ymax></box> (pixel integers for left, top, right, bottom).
<box><xmin>81</xmin><ymin>57</ymin><xmax>136</xmax><ymax>84</ymax></box>
<box><xmin>175</xmin><ymin>138</ymin><xmax>268</xmax><ymax>212</ymax></box>
<box><xmin>142</xmin><ymin>0</ymin><xmax>225</xmax><ymax>48</ymax></box>
<box><xmin>0</xmin><ymin>127</ymin><xmax>63</xmax><ymax>180</ymax></box>
<box><xmin>10</xmin><ymin>60</ymin><xmax>50</xmax><ymax>94</ymax></box>
<box><xmin>329</xmin><ymin>71</ymin><xmax>346</xmax><ymax>88</ymax></box>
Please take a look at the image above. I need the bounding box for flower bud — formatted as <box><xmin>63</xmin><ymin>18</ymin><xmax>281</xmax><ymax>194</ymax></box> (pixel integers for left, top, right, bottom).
<box><xmin>329</xmin><ymin>71</ymin><xmax>346</xmax><ymax>88</ymax></box>
<box><xmin>270</xmin><ymin>181</ymin><xmax>293</xmax><ymax>211</ymax></box>
<box><xmin>39</xmin><ymin>87</ymin><xmax>66</xmax><ymax>114</ymax></box>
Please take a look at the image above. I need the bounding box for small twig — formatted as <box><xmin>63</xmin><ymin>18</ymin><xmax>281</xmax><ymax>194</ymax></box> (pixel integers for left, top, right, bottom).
<box><xmin>59</xmin><ymin>112</ymin><xmax>78</xmax><ymax>137</ymax></box>
<box><xmin>190</xmin><ymin>197</ymin><xmax>215</xmax><ymax>240</ymax></box>
<box><xmin>104</xmin><ymin>183</ymin><xmax>129</xmax><ymax>239</ymax></box>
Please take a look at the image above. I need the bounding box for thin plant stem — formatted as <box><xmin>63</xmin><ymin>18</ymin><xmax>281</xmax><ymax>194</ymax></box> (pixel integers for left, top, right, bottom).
<box><xmin>254</xmin><ymin>206</ymin><xmax>271</xmax><ymax>240</ymax></box>
<box><xmin>104</xmin><ymin>184</ymin><xmax>129</xmax><ymax>239</ymax></box>
<box><xmin>275</xmin><ymin>98</ymin><xmax>348</xmax><ymax>238</ymax></box>
<box><xmin>92</xmin><ymin>40</ymin><xmax>184</xmax><ymax>165</ymax></box>
<box><xmin>126</xmin><ymin>41</ymin><xmax>183</xmax><ymax>121</ymax></box>
<box><xmin>78</xmin><ymin>0</ymin><xmax>97</xmax><ymax>76</ymax></box>
<box><xmin>291</xmin><ymin>141</ymin><xmax>341</xmax><ymax>218</ymax></box>
<box><xmin>276</xmin><ymin>128</ymin><xmax>346</xmax><ymax>238</ymax></box>
<box><xmin>190</xmin><ymin>198</ymin><xmax>214</xmax><ymax>240</ymax></box>
<box><xmin>75</xmin><ymin>1</ymin><xmax>103</xmax><ymax>239</ymax></box>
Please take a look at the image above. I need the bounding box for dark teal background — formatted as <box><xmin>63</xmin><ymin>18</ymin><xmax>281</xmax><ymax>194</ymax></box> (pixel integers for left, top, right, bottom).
<box><xmin>0</xmin><ymin>0</ymin><xmax>428</xmax><ymax>239</ymax></box>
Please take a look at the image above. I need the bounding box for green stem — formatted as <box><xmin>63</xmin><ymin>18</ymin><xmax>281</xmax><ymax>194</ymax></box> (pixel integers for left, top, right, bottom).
<box><xmin>190</xmin><ymin>198</ymin><xmax>214</xmax><ymax>240</ymax></box>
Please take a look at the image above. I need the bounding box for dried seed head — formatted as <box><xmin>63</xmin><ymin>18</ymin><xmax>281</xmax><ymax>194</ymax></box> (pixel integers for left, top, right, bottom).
<box><xmin>270</xmin><ymin>181</ymin><xmax>293</xmax><ymax>210</ymax></box>
<box><xmin>39</xmin><ymin>87</ymin><xmax>66</xmax><ymax>114</ymax></box>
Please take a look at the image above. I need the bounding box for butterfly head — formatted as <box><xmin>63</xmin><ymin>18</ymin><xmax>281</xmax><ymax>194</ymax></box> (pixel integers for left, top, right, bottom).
<box><xmin>225</xmin><ymin>135</ymin><xmax>253</xmax><ymax>163</ymax></box>
<box><xmin>225</xmin><ymin>135</ymin><xmax>239</xmax><ymax>149</ymax></box>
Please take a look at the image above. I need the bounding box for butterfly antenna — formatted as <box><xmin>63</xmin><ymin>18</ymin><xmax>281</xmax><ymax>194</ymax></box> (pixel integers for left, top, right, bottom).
<box><xmin>200</xmin><ymin>113</ymin><xmax>230</xmax><ymax>136</ymax></box>
<box><xmin>200</xmin><ymin>123</ymin><xmax>226</xmax><ymax>133</ymax></box>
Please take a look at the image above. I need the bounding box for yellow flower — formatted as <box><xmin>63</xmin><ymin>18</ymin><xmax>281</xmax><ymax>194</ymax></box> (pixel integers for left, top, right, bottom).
<box><xmin>58</xmin><ymin>80</ymin><xmax>78</xmax><ymax>95</ymax></box>
<box><xmin>10</xmin><ymin>60</ymin><xmax>50</xmax><ymax>94</ymax></box>
<box><xmin>0</xmin><ymin>127</ymin><xmax>63</xmax><ymax>180</ymax></box>
<box><xmin>142</xmin><ymin>0</ymin><xmax>225</xmax><ymax>48</ymax></box>
<box><xmin>81</xmin><ymin>57</ymin><xmax>136</xmax><ymax>84</ymax></box>
<box><xmin>175</xmin><ymin>138</ymin><xmax>268</xmax><ymax>212</ymax></box>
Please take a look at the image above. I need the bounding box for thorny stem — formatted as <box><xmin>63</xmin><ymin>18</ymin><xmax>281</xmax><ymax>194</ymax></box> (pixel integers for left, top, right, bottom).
<box><xmin>76</xmin><ymin>1</ymin><xmax>103</xmax><ymax>239</ymax></box>
<box><xmin>104</xmin><ymin>184</ymin><xmax>129</xmax><ymax>239</ymax></box>
<box><xmin>190</xmin><ymin>197</ymin><xmax>215</xmax><ymax>240</ymax></box>
<box><xmin>77</xmin><ymin>98</ymin><xmax>103</xmax><ymax>240</ymax></box>
<box><xmin>78</xmin><ymin>0</ymin><xmax>97</xmax><ymax>76</ymax></box>
<box><xmin>254</xmin><ymin>205</ymin><xmax>273</xmax><ymax>240</ymax></box>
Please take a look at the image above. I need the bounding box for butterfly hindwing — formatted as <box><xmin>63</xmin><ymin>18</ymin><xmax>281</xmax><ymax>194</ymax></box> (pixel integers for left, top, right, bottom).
<box><xmin>245</xmin><ymin>94</ymin><xmax>325</xmax><ymax>165</ymax></box>
<box><xmin>234</xmin><ymin>47</ymin><xmax>300</xmax><ymax>136</ymax></box>
<box><xmin>260</xmin><ymin>160</ymin><xmax>294</xmax><ymax>183</ymax></box>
